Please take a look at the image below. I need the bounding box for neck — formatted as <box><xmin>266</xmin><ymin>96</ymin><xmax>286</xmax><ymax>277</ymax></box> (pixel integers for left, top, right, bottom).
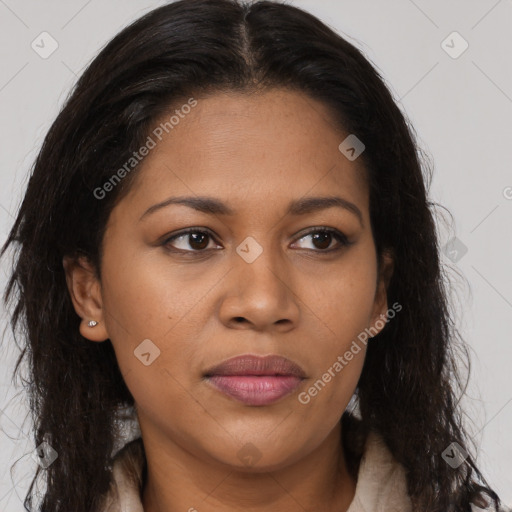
<box><xmin>141</xmin><ymin>421</ymin><xmax>357</xmax><ymax>512</ymax></box>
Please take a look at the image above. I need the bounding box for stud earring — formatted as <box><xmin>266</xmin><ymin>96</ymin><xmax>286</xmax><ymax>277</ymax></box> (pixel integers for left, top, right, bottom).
<box><xmin>88</xmin><ymin>320</ymin><xmax>99</xmax><ymax>328</ymax></box>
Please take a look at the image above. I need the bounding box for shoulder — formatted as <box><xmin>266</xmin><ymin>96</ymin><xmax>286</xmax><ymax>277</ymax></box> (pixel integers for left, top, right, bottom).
<box><xmin>347</xmin><ymin>430</ymin><xmax>413</xmax><ymax>512</ymax></box>
<box><xmin>348</xmin><ymin>429</ymin><xmax>510</xmax><ymax>512</ymax></box>
<box><xmin>99</xmin><ymin>437</ymin><xmax>145</xmax><ymax>512</ymax></box>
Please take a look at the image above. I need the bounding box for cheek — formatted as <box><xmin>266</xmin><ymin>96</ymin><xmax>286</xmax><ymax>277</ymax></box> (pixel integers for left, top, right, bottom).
<box><xmin>99</xmin><ymin>250</ymin><xmax>209</xmax><ymax>402</ymax></box>
<box><xmin>291</xmin><ymin>250</ymin><xmax>376</xmax><ymax>413</ymax></box>
<box><xmin>301</xmin><ymin>250</ymin><xmax>377</xmax><ymax>352</ymax></box>
<box><xmin>100</xmin><ymin>245</ymin><xmax>214</xmax><ymax>345</ymax></box>
<box><xmin>298</xmin><ymin>347</ymin><xmax>366</xmax><ymax>410</ymax></box>
<box><xmin>120</xmin><ymin>361</ymin><xmax>207</xmax><ymax>452</ymax></box>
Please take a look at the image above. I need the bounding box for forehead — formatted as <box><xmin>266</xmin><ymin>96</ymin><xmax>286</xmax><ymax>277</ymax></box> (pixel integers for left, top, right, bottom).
<box><xmin>120</xmin><ymin>88</ymin><xmax>369</xmax><ymax>219</ymax></box>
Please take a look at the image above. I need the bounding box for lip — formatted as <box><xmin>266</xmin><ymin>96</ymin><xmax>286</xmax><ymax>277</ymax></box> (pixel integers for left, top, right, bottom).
<box><xmin>204</xmin><ymin>354</ymin><xmax>306</xmax><ymax>406</ymax></box>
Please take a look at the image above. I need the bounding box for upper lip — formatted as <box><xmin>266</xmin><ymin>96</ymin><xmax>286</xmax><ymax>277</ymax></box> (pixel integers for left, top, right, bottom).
<box><xmin>204</xmin><ymin>354</ymin><xmax>306</xmax><ymax>378</ymax></box>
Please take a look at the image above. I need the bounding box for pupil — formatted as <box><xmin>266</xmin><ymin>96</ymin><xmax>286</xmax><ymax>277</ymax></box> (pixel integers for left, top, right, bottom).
<box><xmin>190</xmin><ymin>233</ymin><xmax>208</xmax><ymax>250</ymax></box>
<box><xmin>313</xmin><ymin>232</ymin><xmax>331</xmax><ymax>250</ymax></box>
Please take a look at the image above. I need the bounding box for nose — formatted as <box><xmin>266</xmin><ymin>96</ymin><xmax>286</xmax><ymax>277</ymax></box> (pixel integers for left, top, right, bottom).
<box><xmin>218</xmin><ymin>245</ymin><xmax>300</xmax><ymax>332</ymax></box>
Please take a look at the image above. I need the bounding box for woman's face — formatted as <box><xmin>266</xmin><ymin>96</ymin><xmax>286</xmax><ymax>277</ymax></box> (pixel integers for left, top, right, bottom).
<box><xmin>67</xmin><ymin>88</ymin><xmax>393</xmax><ymax>471</ymax></box>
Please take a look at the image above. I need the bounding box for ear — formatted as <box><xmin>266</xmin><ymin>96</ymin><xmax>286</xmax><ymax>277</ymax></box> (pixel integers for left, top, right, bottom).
<box><xmin>369</xmin><ymin>249</ymin><xmax>395</xmax><ymax>336</ymax></box>
<box><xmin>62</xmin><ymin>255</ymin><xmax>109</xmax><ymax>342</ymax></box>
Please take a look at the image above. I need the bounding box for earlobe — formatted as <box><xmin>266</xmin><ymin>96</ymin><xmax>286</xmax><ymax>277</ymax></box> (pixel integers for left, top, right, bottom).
<box><xmin>62</xmin><ymin>255</ymin><xmax>109</xmax><ymax>342</ymax></box>
<box><xmin>79</xmin><ymin>317</ymin><xmax>109</xmax><ymax>342</ymax></box>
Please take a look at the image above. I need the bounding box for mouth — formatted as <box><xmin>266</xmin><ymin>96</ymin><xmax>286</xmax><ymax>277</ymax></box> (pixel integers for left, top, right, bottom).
<box><xmin>203</xmin><ymin>354</ymin><xmax>306</xmax><ymax>406</ymax></box>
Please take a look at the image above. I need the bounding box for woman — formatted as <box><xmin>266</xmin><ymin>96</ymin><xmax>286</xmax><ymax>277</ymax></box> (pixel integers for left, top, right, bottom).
<box><xmin>1</xmin><ymin>0</ymin><xmax>505</xmax><ymax>511</ymax></box>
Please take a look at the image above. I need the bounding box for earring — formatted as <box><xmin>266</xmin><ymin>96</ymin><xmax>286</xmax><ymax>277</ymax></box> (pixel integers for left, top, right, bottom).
<box><xmin>88</xmin><ymin>320</ymin><xmax>99</xmax><ymax>328</ymax></box>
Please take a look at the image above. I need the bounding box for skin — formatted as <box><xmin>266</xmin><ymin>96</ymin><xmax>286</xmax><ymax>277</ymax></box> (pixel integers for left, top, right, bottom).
<box><xmin>63</xmin><ymin>88</ymin><xmax>394</xmax><ymax>512</ymax></box>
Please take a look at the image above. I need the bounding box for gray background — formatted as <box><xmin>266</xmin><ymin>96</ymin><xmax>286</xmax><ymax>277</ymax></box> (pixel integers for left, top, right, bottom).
<box><xmin>1</xmin><ymin>0</ymin><xmax>511</xmax><ymax>509</ymax></box>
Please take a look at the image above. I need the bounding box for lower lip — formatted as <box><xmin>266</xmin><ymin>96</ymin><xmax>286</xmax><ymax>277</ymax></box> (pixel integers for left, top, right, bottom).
<box><xmin>206</xmin><ymin>375</ymin><xmax>303</xmax><ymax>406</ymax></box>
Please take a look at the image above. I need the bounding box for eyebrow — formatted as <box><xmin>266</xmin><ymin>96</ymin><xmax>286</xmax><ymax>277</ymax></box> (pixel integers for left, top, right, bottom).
<box><xmin>139</xmin><ymin>195</ymin><xmax>363</xmax><ymax>226</ymax></box>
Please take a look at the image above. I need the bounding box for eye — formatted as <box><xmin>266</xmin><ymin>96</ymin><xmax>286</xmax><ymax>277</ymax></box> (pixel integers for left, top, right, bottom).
<box><xmin>162</xmin><ymin>226</ymin><xmax>351</xmax><ymax>255</ymax></box>
<box><xmin>163</xmin><ymin>228</ymin><xmax>220</xmax><ymax>253</ymax></box>
<box><xmin>292</xmin><ymin>227</ymin><xmax>350</xmax><ymax>253</ymax></box>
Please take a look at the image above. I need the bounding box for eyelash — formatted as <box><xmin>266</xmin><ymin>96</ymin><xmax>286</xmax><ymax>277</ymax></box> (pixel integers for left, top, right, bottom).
<box><xmin>162</xmin><ymin>226</ymin><xmax>351</xmax><ymax>256</ymax></box>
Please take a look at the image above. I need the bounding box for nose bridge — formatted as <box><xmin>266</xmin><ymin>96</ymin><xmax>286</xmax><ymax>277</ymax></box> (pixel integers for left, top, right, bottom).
<box><xmin>235</xmin><ymin>233</ymin><xmax>288</xmax><ymax>298</ymax></box>
<box><xmin>220</xmin><ymin>233</ymin><xmax>299</xmax><ymax>328</ymax></box>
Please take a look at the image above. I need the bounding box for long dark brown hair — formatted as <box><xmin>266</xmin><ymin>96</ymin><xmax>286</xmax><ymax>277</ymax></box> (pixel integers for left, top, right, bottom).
<box><xmin>1</xmin><ymin>0</ymin><xmax>503</xmax><ymax>510</ymax></box>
